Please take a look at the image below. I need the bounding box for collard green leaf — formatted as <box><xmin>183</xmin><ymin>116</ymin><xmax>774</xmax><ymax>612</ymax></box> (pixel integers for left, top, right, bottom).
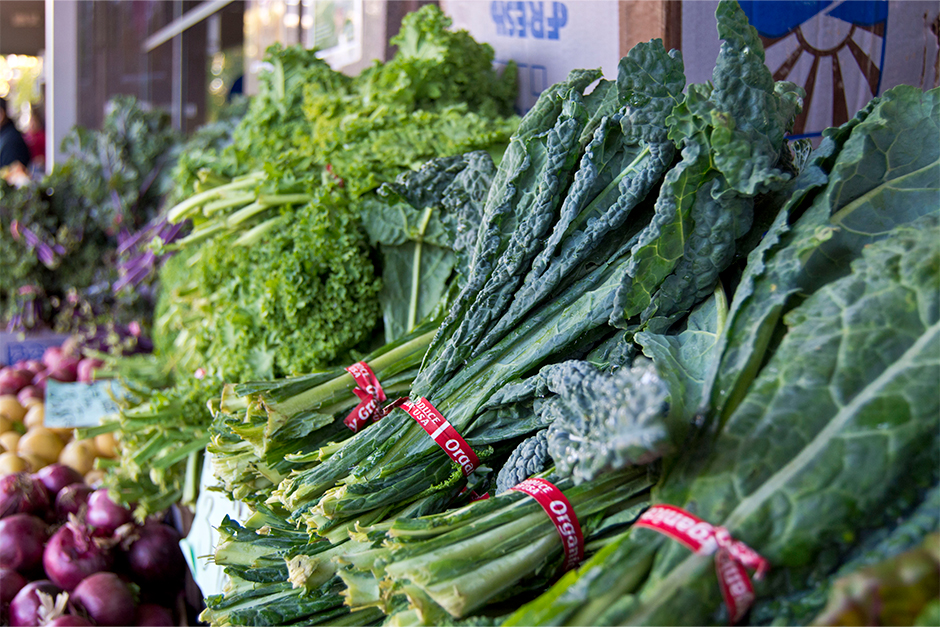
<box><xmin>625</xmin><ymin>218</ymin><xmax>940</xmax><ymax>625</ymax></box>
<box><xmin>703</xmin><ymin>85</ymin><xmax>940</xmax><ymax>424</ymax></box>
<box><xmin>636</xmin><ymin>286</ymin><xmax>726</xmax><ymax>446</ymax></box>
<box><xmin>363</xmin><ymin>154</ymin><xmax>490</xmax><ymax>341</ymax></box>
<box><xmin>376</xmin><ymin>244</ymin><xmax>455</xmax><ymax>342</ymax></box>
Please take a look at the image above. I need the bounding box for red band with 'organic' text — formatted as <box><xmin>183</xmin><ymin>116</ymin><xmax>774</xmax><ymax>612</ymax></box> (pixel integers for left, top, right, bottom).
<box><xmin>343</xmin><ymin>361</ymin><xmax>386</xmax><ymax>432</ymax></box>
<box><xmin>634</xmin><ymin>504</ymin><xmax>769</xmax><ymax>624</ymax></box>
<box><xmin>400</xmin><ymin>397</ymin><xmax>479</xmax><ymax>476</ymax></box>
<box><xmin>510</xmin><ymin>478</ymin><xmax>584</xmax><ymax>572</ymax></box>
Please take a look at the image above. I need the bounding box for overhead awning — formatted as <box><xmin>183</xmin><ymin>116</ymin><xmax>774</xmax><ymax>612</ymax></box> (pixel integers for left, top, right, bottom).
<box><xmin>142</xmin><ymin>0</ymin><xmax>234</xmax><ymax>53</ymax></box>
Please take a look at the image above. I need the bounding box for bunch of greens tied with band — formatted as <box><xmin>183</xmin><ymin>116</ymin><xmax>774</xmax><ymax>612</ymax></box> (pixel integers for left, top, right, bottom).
<box><xmin>270</xmin><ymin>0</ymin><xmax>802</xmax><ymax>542</ymax></box>
<box><xmin>503</xmin><ymin>57</ymin><xmax>940</xmax><ymax>627</ymax></box>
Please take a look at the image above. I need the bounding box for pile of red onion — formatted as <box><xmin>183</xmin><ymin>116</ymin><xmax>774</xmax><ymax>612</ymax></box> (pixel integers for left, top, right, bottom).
<box><xmin>0</xmin><ymin>465</ymin><xmax>185</xmax><ymax>626</ymax></box>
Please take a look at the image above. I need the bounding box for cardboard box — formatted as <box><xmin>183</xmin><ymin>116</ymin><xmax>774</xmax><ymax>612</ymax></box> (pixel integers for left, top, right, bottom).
<box><xmin>443</xmin><ymin>0</ymin><xmax>938</xmax><ymax>130</ymax></box>
<box><xmin>441</xmin><ymin>1</ymin><xmax>625</xmax><ymax>113</ymax></box>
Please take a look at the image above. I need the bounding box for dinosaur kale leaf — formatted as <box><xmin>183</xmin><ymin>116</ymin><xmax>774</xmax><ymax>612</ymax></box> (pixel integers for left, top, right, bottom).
<box><xmin>613</xmin><ymin>0</ymin><xmax>803</xmax><ymax>332</ymax></box>
<box><xmin>543</xmin><ymin>358</ymin><xmax>671</xmax><ymax>485</ymax></box>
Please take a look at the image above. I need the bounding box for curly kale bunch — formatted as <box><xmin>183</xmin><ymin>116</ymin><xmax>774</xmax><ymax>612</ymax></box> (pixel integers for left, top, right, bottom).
<box><xmin>206</xmin><ymin>190</ymin><xmax>378</xmax><ymax>380</ymax></box>
<box><xmin>158</xmin><ymin>5</ymin><xmax>518</xmax><ymax>379</ymax></box>
<box><xmin>359</xmin><ymin>4</ymin><xmax>517</xmax><ymax>117</ymax></box>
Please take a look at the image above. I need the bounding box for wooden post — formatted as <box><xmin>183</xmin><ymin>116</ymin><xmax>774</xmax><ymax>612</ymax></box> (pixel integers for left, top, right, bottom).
<box><xmin>620</xmin><ymin>0</ymin><xmax>682</xmax><ymax>56</ymax></box>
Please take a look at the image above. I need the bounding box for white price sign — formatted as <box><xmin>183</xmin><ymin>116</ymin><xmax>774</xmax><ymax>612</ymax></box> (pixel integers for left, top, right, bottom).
<box><xmin>44</xmin><ymin>379</ymin><xmax>128</xmax><ymax>428</ymax></box>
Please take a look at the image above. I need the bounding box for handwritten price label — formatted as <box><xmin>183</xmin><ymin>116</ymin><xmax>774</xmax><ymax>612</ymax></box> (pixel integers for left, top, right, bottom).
<box><xmin>44</xmin><ymin>380</ymin><xmax>128</xmax><ymax>428</ymax></box>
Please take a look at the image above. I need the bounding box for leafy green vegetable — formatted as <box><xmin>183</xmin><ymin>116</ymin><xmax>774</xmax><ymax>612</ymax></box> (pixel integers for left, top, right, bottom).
<box><xmin>339</xmin><ymin>467</ymin><xmax>652</xmax><ymax>619</ymax></box>
<box><xmin>158</xmin><ymin>6</ymin><xmax>519</xmax><ymax>381</ymax></box>
<box><xmin>542</xmin><ymin>358</ymin><xmax>670</xmax><ymax>485</ymax></box>
<box><xmin>612</xmin><ymin>0</ymin><xmax>802</xmax><ymax>333</ymax></box>
<box><xmin>751</xmin><ymin>486</ymin><xmax>940</xmax><ymax>625</ymax></box>
<box><xmin>0</xmin><ymin>97</ymin><xmax>181</xmax><ymax>331</ymax></box>
<box><xmin>702</xmin><ymin>83</ymin><xmax>940</xmax><ymax>428</ymax></box>
<box><xmin>507</xmin><ymin>215</ymin><xmax>939</xmax><ymax>627</ymax></box>
<box><xmin>495</xmin><ymin>430</ymin><xmax>551</xmax><ymax>495</ymax></box>
<box><xmin>78</xmin><ymin>369</ymin><xmax>219</xmax><ymax>518</ymax></box>
<box><xmin>208</xmin><ymin>317</ymin><xmax>442</xmax><ymax>504</ymax></box>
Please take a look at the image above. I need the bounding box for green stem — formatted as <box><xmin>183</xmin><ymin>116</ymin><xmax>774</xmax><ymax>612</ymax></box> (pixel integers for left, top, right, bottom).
<box><xmin>270</xmin><ymin>328</ymin><xmax>437</xmax><ymax>418</ymax></box>
<box><xmin>165</xmin><ymin>173</ymin><xmax>264</xmax><ymax>223</ymax></box>
<box><xmin>202</xmin><ymin>192</ymin><xmax>257</xmax><ymax>217</ymax></box>
<box><xmin>408</xmin><ymin>206</ymin><xmax>435</xmax><ymax>333</ymax></box>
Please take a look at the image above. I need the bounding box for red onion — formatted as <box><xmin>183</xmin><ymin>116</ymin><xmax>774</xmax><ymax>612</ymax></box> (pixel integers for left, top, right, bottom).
<box><xmin>0</xmin><ymin>368</ymin><xmax>32</xmax><ymax>395</ymax></box>
<box><xmin>76</xmin><ymin>359</ymin><xmax>104</xmax><ymax>384</ymax></box>
<box><xmin>35</xmin><ymin>465</ymin><xmax>84</xmax><ymax>500</ymax></box>
<box><xmin>0</xmin><ymin>567</ymin><xmax>28</xmax><ymax>615</ymax></box>
<box><xmin>8</xmin><ymin>580</ymin><xmax>63</xmax><ymax>627</ymax></box>
<box><xmin>46</xmin><ymin>615</ymin><xmax>94</xmax><ymax>626</ymax></box>
<box><xmin>71</xmin><ymin>572</ymin><xmax>136</xmax><ymax>626</ymax></box>
<box><xmin>134</xmin><ymin>603</ymin><xmax>174</xmax><ymax>626</ymax></box>
<box><xmin>86</xmin><ymin>489</ymin><xmax>133</xmax><ymax>537</ymax></box>
<box><xmin>55</xmin><ymin>484</ymin><xmax>94</xmax><ymax>522</ymax></box>
<box><xmin>0</xmin><ymin>471</ymin><xmax>50</xmax><ymax>519</ymax></box>
<box><xmin>31</xmin><ymin>370</ymin><xmax>49</xmax><ymax>394</ymax></box>
<box><xmin>46</xmin><ymin>361</ymin><xmax>79</xmax><ymax>383</ymax></box>
<box><xmin>20</xmin><ymin>360</ymin><xmax>45</xmax><ymax>377</ymax></box>
<box><xmin>16</xmin><ymin>385</ymin><xmax>42</xmax><ymax>406</ymax></box>
<box><xmin>43</xmin><ymin>520</ymin><xmax>114</xmax><ymax>590</ymax></box>
<box><xmin>0</xmin><ymin>514</ymin><xmax>48</xmax><ymax>574</ymax></box>
<box><xmin>41</xmin><ymin>346</ymin><xmax>69</xmax><ymax>371</ymax></box>
<box><xmin>126</xmin><ymin>523</ymin><xmax>185</xmax><ymax>596</ymax></box>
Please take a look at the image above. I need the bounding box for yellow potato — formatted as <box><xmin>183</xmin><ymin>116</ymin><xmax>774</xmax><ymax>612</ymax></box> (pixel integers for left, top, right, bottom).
<box><xmin>21</xmin><ymin>397</ymin><xmax>43</xmax><ymax>410</ymax></box>
<box><xmin>50</xmin><ymin>426</ymin><xmax>74</xmax><ymax>442</ymax></box>
<box><xmin>0</xmin><ymin>396</ymin><xmax>26</xmax><ymax>422</ymax></box>
<box><xmin>0</xmin><ymin>451</ymin><xmax>28</xmax><ymax>474</ymax></box>
<box><xmin>94</xmin><ymin>432</ymin><xmax>118</xmax><ymax>458</ymax></box>
<box><xmin>84</xmin><ymin>469</ymin><xmax>106</xmax><ymax>488</ymax></box>
<box><xmin>0</xmin><ymin>432</ymin><xmax>21</xmax><ymax>454</ymax></box>
<box><xmin>59</xmin><ymin>439</ymin><xmax>98</xmax><ymax>475</ymax></box>
<box><xmin>23</xmin><ymin>404</ymin><xmax>44</xmax><ymax>430</ymax></box>
<box><xmin>18</xmin><ymin>427</ymin><xmax>65</xmax><ymax>464</ymax></box>
<box><xmin>0</xmin><ymin>415</ymin><xmax>11</xmax><ymax>433</ymax></box>
<box><xmin>21</xmin><ymin>453</ymin><xmax>48</xmax><ymax>472</ymax></box>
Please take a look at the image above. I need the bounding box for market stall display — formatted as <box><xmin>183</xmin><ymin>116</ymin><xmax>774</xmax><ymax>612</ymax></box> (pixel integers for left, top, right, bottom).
<box><xmin>0</xmin><ymin>1</ymin><xmax>937</xmax><ymax>626</ymax></box>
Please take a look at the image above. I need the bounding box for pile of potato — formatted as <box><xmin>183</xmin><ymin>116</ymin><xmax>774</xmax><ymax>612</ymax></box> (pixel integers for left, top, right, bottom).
<box><xmin>0</xmin><ymin>347</ymin><xmax>117</xmax><ymax>483</ymax></box>
<box><xmin>0</xmin><ymin>396</ymin><xmax>117</xmax><ymax>483</ymax></box>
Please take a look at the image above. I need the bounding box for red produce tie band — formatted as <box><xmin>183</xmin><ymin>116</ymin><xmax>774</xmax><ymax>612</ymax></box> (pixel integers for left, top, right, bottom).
<box><xmin>343</xmin><ymin>361</ymin><xmax>387</xmax><ymax>432</ymax></box>
<box><xmin>634</xmin><ymin>504</ymin><xmax>769</xmax><ymax>624</ymax></box>
<box><xmin>510</xmin><ymin>478</ymin><xmax>584</xmax><ymax>572</ymax></box>
<box><xmin>458</xmin><ymin>486</ymin><xmax>490</xmax><ymax>502</ymax></box>
<box><xmin>400</xmin><ymin>397</ymin><xmax>479</xmax><ymax>476</ymax></box>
